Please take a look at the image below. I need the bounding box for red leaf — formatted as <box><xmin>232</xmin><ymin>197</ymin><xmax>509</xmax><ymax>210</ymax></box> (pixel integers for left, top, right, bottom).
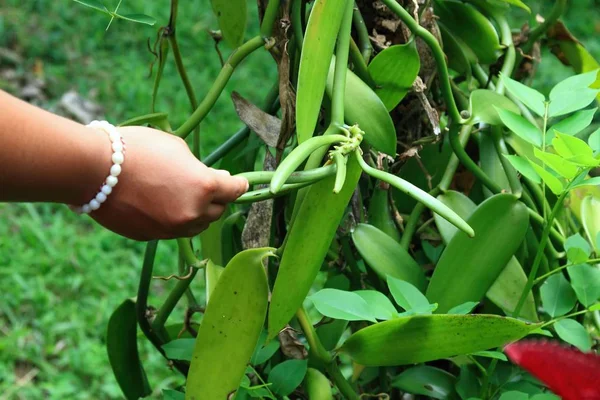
<box><xmin>505</xmin><ymin>340</ymin><xmax>600</xmax><ymax>400</ymax></box>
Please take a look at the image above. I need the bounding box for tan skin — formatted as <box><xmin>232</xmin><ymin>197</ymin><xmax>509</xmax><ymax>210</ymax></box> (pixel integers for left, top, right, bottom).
<box><xmin>0</xmin><ymin>90</ymin><xmax>248</xmax><ymax>241</ymax></box>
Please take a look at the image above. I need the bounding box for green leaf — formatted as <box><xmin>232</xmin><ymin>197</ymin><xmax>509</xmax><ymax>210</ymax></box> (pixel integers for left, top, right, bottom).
<box><xmin>326</xmin><ymin>59</ymin><xmax>397</xmax><ymax>155</ymax></box>
<box><xmin>549</xmin><ymin>70</ymin><xmax>600</xmax><ymax>117</ymax></box>
<box><xmin>296</xmin><ymin>0</ymin><xmax>347</xmax><ymax>143</ymax></box>
<box><xmin>422</xmin><ymin>241</ymin><xmax>444</xmax><ymax>263</ymax></box>
<box><xmin>439</xmin><ymin>22</ymin><xmax>474</xmax><ymax>77</ymax></box>
<box><xmin>210</xmin><ymin>0</ymin><xmax>246</xmax><ymax>47</ymax></box>
<box><xmin>162</xmin><ymin>389</ymin><xmax>185</xmax><ymax>400</ymax></box>
<box><xmin>434</xmin><ymin>0</ymin><xmax>501</xmax><ymax>64</ymax></box>
<box><xmin>309</xmin><ymin>289</ymin><xmax>377</xmax><ymax>322</ymax></box>
<box><xmin>354</xmin><ymin>290</ymin><xmax>398</xmax><ymax>321</ymax></box>
<box><xmin>530</xmin><ymin>394</ymin><xmax>561</xmax><ymax>400</ymax></box>
<box><xmin>540</xmin><ymin>273</ymin><xmax>577</xmax><ymax>317</ymax></box>
<box><xmin>448</xmin><ymin>302</ymin><xmax>479</xmax><ymax>315</ymax></box>
<box><xmin>571</xmin><ymin>176</ymin><xmax>600</xmax><ymax>189</ymax></box>
<box><xmin>268</xmin><ymin>158</ymin><xmax>361</xmax><ymax>339</ymax></box>
<box><xmin>503</xmin><ymin>155</ymin><xmax>541</xmax><ymax>183</ymax></box>
<box><xmin>186</xmin><ymin>248</ymin><xmax>274</xmax><ymax>399</ymax></box>
<box><xmin>118</xmin><ymin>13</ymin><xmax>156</xmax><ymax>26</ymax></box>
<box><xmin>548</xmin><ymin>108</ymin><xmax>597</xmax><ymax>137</ymax></box>
<box><xmin>497</xmin><ymin>108</ymin><xmax>542</xmax><ymax>147</ymax></box>
<box><xmin>467</xmin><ymin>90</ymin><xmax>521</xmax><ymax>125</ymax></box>
<box><xmin>588</xmin><ymin>127</ymin><xmax>600</xmax><ymax>155</ymax></box>
<box><xmin>161</xmin><ymin>338</ymin><xmax>195</xmax><ymax>361</ymax></box>
<box><xmin>581</xmin><ymin>196</ymin><xmax>600</xmax><ymax>253</ymax></box>
<box><xmin>251</xmin><ymin>332</ymin><xmax>281</xmax><ymax>365</ymax></box>
<box><xmin>433</xmin><ymin>191</ymin><xmax>477</xmax><ymax>243</ymax></box>
<box><xmin>589</xmin><ymin>303</ymin><xmax>600</xmax><ymax>311</ymax></box>
<box><xmin>456</xmin><ymin>365</ymin><xmax>480</xmax><ymax>400</ymax></box>
<box><xmin>501</xmin><ymin>73</ymin><xmax>546</xmax><ymax>117</ymax></box>
<box><xmin>304</xmin><ymin>368</ymin><xmax>333</xmax><ymax>400</ymax></box>
<box><xmin>528</xmin><ymin>161</ymin><xmax>565</xmax><ymax>194</ymax></box>
<box><xmin>368</xmin><ymin>186</ymin><xmax>401</xmax><ymax>243</ymax></box>
<box><xmin>391</xmin><ymin>366</ymin><xmax>457</xmax><ymax>399</ymax></box>
<box><xmin>205</xmin><ymin>260</ymin><xmax>224</xmax><ymax>303</ymax></box>
<box><xmin>387</xmin><ymin>276</ymin><xmax>433</xmax><ymax>314</ymax></box>
<box><xmin>499</xmin><ymin>392</ymin><xmax>528</xmax><ymax>400</ymax></box>
<box><xmin>533</xmin><ymin>148</ymin><xmax>579</xmax><ymax>179</ymax></box>
<box><xmin>567</xmin><ymin>264</ymin><xmax>600</xmax><ymax>307</ymax></box>
<box><xmin>352</xmin><ymin>223</ymin><xmax>427</xmax><ymax>290</ymax></box>
<box><xmin>267</xmin><ymin>359</ymin><xmax>308</xmax><ymax>396</ymax></box>
<box><xmin>427</xmin><ymin>194</ymin><xmax>530</xmax><ymax>313</ymax></box>
<box><xmin>554</xmin><ymin>318</ymin><xmax>592</xmax><ymax>351</ymax></box>
<box><xmin>368</xmin><ymin>43</ymin><xmax>421</xmax><ymax>111</ymax></box>
<box><xmin>499</xmin><ymin>0</ymin><xmax>530</xmax><ymax>11</ymax></box>
<box><xmin>565</xmin><ymin>233</ymin><xmax>592</xmax><ymax>264</ymax></box>
<box><xmin>552</xmin><ymin>132</ymin><xmax>596</xmax><ymax>161</ymax></box>
<box><xmin>470</xmin><ymin>350</ymin><xmax>507</xmax><ymax>361</ymax></box>
<box><xmin>339</xmin><ymin>314</ymin><xmax>539</xmax><ymax>366</ymax></box>
<box><xmin>72</xmin><ymin>0</ymin><xmax>108</xmax><ymax>12</ymax></box>
<box><xmin>106</xmin><ymin>299</ymin><xmax>152</xmax><ymax>400</ymax></box>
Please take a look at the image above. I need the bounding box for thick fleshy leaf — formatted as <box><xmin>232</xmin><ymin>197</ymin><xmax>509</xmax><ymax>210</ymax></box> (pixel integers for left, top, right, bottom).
<box><xmin>296</xmin><ymin>0</ymin><xmax>347</xmax><ymax>143</ymax></box>
<box><xmin>304</xmin><ymin>368</ymin><xmax>333</xmax><ymax>400</ymax></box>
<box><xmin>268</xmin><ymin>158</ymin><xmax>361</xmax><ymax>339</ymax></box>
<box><xmin>533</xmin><ymin>148</ymin><xmax>579</xmax><ymax>179</ymax></box>
<box><xmin>497</xmin><ymin>108</ymin><xmax>542</xmax><ymax>147</ymax></box>
<box><xmin>581</xmin><ymin>196</ymin><xmax>600</xmax><ymax>253</ymax></box>
<box><xmin>433</xmin><ymin>191</ymin><xmax>537</xmax><ymax>320</ymax></box>
<box><xmin>500</xmin><ymin>73</ymin><xmax>546</xmax><ymax>117</ymax></box>
<box><xmin>163</xmin><ymin>390</ymin><xmax>185</xmax><ymax>400</ymax></box>
<box><xmin>505</xmin><ymin>341</ymin><xmax>600</xmax><ymax>400</ymax></box>
<box><xmin>434</xmin><ymin>0</ymin><xmax>501</xmax><ymax>64</ymax></box>
<box><xmin>210</xmin><ymin>0</ymin><xmax>246</xmax><ymax>47</ymax></box>
<box><xmin>251</xmin><ymin>331</ymin><xmax>281</xmax><ymax>365</ymax></box>
<box><xmin>339</xmin><ymin>314</ymin><xmax>538</xmax><ymax>366</ymax></box>
<box><xmin>368</xmin><ymin>42</ymin><xmax>421</xmax><ymax>111</ymax></box>
<box><xmin>467</xmin><ymin>90</ymin><xmax>520</xmax><ymax>125</ymax></box>
<box><xmin>554</xmin><ymin>319</ymin><xmax>592</xmax><ymax>351</ymax></box>
<box><xmin>439</xmin><ymin>22</ymin><xmax>474</xmax><ymax>76</ymax></box>
<box><xmin>309</xmin><ymin>289</ymin><xmax>376</xmax><ymax>322</ymax></box>
<box><xmin>162</xmin><ymin>339</ymin><xmax>195</xmax><ymax>361</ymax></box>
<box><xmin>387</xmin><ymin>276</ymin><xmax>433</xmax><ymax>314</ymax></box>
<box><xmin>565</xmin><ymin>233</ymin><xmax>591</xmax><ymax>264</ymax></box>
<box><xmin>352</xmin><ymin>223</ymin><xmax>427</xmax><ymax>290</ymax></box>
<box><xmin>567</xmin><ymin>264</ymin><xmax>600</xmax><ymax>307</ymax></box>
<box><xmin>268</xmin><ymin>359</ymin><xmax>308</xmax><ymax>396</ymax></box>
<box><xmin>540</xmin><ymin>273</ymin><xmax>577</xmax><ymax>317</ymax></box>
<box><xmin>549</xmin><ymin>70</ymin><xmax>600</xmax><ymax>117</ymax></box>
<box><xmin>529</xmin><ymin>162</ymin><xmax>564</xmax><ymax>194</ymax></box>
<box><xmin>205</xmin><ymin>260</ymin><xmax>224</xmax><ymax>303</ymax></box>
<box><xmin>548</xmin><ymin>108</ymin><xmax>597</xmax><ymax>137</ymax></box>
<box><xmin>480</xmin><ymin>132</ymin><xmax>511</xmax><ymax>196</ymax></box>
<box><xmin>326</xmin><ymin>59</ymin><xmax>397</xmax><ymax>155</ymax></box>
<box><xmin>500</xmin><ymin>0</ymin><xmax>530</xmax><ymax>11</ymax></box>
<box><xmin>471</xmin><ymin>350</ymin><xmax>507</xmax><ymax>361</ymax></box>
<box><xmin>427</xmin><ymin>194</ymin><xmax>529</xmax><ymax>313</ymax></box>
<box><xmin>447</xmin><ymin>302</ymin><xmax>479</xmax><ymax>315</ymax></box>
<box><xmin>186</xmin><ymin>248</ymin><xmax>274</xmax><ymax>399</ymax></box>
<box><xmin>503</xmin><ymin>155</ymin><xmax>541</xmax><ymax>184</ymax></box>
<box><xmin>368</xmin><ymin>186</ymin><xmax>401</xmax><ymax>242</ymax></box>
<box><xmin>106</xmin><ymin>299</ymin><xmax>152</xmax><ymax>400</ymax></box>
<box><xmin>354</xmin><ymin>290</ymin><xmax>398</xmax><ymax>321</ymax></box>
<box><xmin>391</xmin><ymin>366</ymin><xmax>457</xmax><ymax>399</ymax></box>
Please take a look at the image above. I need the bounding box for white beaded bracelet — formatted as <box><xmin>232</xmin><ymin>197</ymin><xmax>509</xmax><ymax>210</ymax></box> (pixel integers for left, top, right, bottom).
<box><xmin>70</xmin><ymin>120</ymin><xmax>126</xmax><ymax>214</ymax></box>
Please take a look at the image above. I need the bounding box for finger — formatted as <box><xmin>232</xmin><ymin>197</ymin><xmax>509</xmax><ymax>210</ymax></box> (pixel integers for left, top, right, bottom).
<box><xmin>209</xmin><ymin>168</ymin><xmax>249</xmax><ymax>204</ymax></box>
<box><xmin>182</xmin><ymin>222</ymin><xmax>209</xmax><ymax>238</ymax></box>
<box><xmin>203</xmin><ymin>203</ymin><xmax>226</xmax><ymax>223</ymax></box>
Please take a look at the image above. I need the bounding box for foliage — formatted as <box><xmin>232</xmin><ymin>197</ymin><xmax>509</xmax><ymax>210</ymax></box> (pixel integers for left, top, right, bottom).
<box><xmin>2</xmin><ymin>0</ymin><xmax>600</xmax><ymax>399</ymax></box>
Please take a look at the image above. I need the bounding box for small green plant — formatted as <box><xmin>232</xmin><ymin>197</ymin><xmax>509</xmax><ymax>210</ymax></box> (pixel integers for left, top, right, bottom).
<box><xmin>67</xmin><ymin>0</ymin><xmax>600</xmax><ymax>398</ymax></box>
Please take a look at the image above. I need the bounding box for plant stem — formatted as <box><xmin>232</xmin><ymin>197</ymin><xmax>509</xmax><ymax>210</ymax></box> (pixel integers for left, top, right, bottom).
<box><xmin>379</xmin><ymin>0</ymin><xmax>462</xmax><ymax>124</ymax></box>
<box><xmin>541</xmin><ymin>309</ymin><xmax>591</xmax><ymax>329</ymax></box>
<box><xmin>296</xmin><ymin>307</ymin><xmax>359</xmax><ymax>400</ymax></box>
<box><xmin>331</xmin><ymin>0</ymin><xmax>355</xmax><ymax>127</ymax></box>
<box><xmin>523</xmin><ymin>0</ymin><xmax>568</xmax><ymax>54</ymax></box>
<box><xmin>177</xmin><ymin>238</ymin><xmax>205</xmax><ymax>268</ymax></box>
<box><xmin>514</xmin><ymin>189</ymin><xmax>570</xmax><ymax>318</ymax></box>
<box><xmin>175</xmin><ymin>36</ymin><xmax>265</xmax><ymax>138</ymax></box>
<box><xmin>260</xmin><ymin>0</ymin><xmax>282</xmax><ymax>38</ymax></box>
<box><xmin>352</xmin><ymin>2</ymin><xmax>372</xmax><ymax>62</ymax></box>
<box><xmin>151</xmin><ymin>38</ymin><xmax>169</xmax><ymax>113</ymax></box>
<box><xmin>534</xmin><ymin>258</ymin><xmax>600</xmax><ymax>285</ymax></box>
<box><xmin>291</xmin><ymin>0</ymin><xmax>305</xmax><ymax>47</ymax></box>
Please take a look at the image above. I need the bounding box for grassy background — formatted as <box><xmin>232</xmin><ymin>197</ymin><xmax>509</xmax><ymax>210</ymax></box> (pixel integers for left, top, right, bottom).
<box><xmin>0</xmin><ymin>0</ymin><xmax>597</xmax><ymax>398</ymax></box>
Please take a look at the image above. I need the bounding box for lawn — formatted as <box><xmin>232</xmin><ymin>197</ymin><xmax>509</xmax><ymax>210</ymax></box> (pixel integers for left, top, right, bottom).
<box><xmin>0</xmin><ymin>0</ymin><xmax>597</xmax><ymax>398</ymax></box>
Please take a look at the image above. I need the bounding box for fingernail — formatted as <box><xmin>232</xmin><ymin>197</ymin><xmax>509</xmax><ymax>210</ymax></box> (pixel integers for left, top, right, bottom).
<box><xmin>238</xmin><ymin>177</ymin><xmax>249</xmax><ymax>193</ymax></box>
<box><xmin>212</xmin><ymin>168</ymin><xmax>231</xmax><ymax>176</ymax></box>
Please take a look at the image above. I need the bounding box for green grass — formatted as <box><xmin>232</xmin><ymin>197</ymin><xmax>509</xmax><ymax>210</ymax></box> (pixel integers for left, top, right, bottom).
<box><xmin>0</xmin><ymin>0</ymin><xmax>598</xmax><ymax>398</ymax></box>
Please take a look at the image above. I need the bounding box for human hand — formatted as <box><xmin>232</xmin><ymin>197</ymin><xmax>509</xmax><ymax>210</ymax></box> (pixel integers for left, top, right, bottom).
<box><xmin>86</xmin><ymin>126</ymin><xmax>248</xmax><ymax>241</ymax></box>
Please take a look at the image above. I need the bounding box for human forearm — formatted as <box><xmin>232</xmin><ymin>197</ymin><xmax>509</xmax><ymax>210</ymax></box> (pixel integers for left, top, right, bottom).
<box><xmin>0</xmin><ymin>90</ymin><xmax>109</xmax><ymax>204</ymax></box>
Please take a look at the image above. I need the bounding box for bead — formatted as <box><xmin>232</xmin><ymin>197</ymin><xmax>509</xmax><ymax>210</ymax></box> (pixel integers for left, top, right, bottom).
<box><xmin>109</xmin><ymin>132</ymin><xmax>121</xmax><ymax>143</ymax></box>
<box><xmin>112</xmin><ymin>152</ymin><xmax>124</xmax><ymax>165</ymax></box>
<box><xmin>110</xmin><ymin>164</ymin><xmax>122</xmax><ymax>177</ymax></box>
<box><xmin>89</xmin><ymin>199</ymin><xmax>101</xmax><ymax>210</ymax></box>
<box><xmin>82</xmin><ymin>204</ymin><xmax>92</xmax><ymax>214</ymax></box>
<box><xmin>106</xmin><ymin>176</ymin><xmax>118</xmax><ymax>187</ymax></box>
<box><xmin>101</xmin><ymin>185</ymin><xmax>112</xmax><ymax>195</ymax></box>
<box><xmin>111</xmin><ymin>141</ymin><xmax>123</xmax><ymax>152</ymax></box>
<box><xmin>96</xmin><ymin>192</ymin><xmax>107</xmax><ymax>203</ymax></box>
